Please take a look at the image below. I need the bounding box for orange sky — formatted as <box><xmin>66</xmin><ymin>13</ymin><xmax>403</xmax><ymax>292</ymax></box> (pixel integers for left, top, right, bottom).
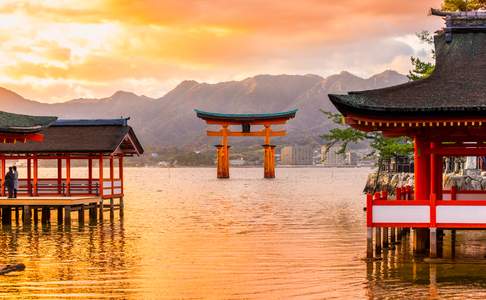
<box><xmin>0</xmin><ymin>0</ymin><xmax>442</xmax><ymax>102</ymax></box>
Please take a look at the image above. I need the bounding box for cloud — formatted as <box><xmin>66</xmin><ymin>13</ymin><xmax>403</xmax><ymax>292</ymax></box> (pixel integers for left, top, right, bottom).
<box><xmin>0</xmin><ymin>0</ymin><xmax>443</xmax><ymax>102</ymax></box>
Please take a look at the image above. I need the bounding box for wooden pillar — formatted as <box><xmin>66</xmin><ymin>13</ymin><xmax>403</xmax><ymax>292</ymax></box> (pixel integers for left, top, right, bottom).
<box><xmin>15</xmin><ymin>207</ymin><xmax>19</xmax><ymax>224</ymax></box>
<box><xmin>88</xmin><ymin>158</ymin><xmax>93</xmax><ymax>194</ymax></box>
<box><xmin>215</xmin><ymin>145</ymin><xmax>225</xmax><ymax>178</ymax></box>
<box><xmin>57</xmin><ymin>207</ymin><xmax>63</xmax><ymax>225</ymax></box>
<box><xmin>2</xmin><ymin>207</ymin><xmax>11</xmax><ymax>225</ymax></box>
<box><xmin>1</xmin><ymin>158</ymin><xmax>5</xmax><ymax>197</ymax></box>
<box><xmin>375</xmin><ymin>227</ymin><xmax>382</xmax><ymax>255</ymax></box>
<box><xmin>66</xmin><ymin>156</ymin><xmax>71</xmax><ymax>196</ymax></box>
<box><xmin>110</xmin><ymin>198</ymin><xmax>114</xmax><ymax>220</ymax></box>
<box><xmin>89</xmin><ymin>204</ymin><xmax>97</xmax><ymax>223</ymax></box>
<box><xmin>383</xmin><ymin>227</ymin><xmax>389</xmax><ymax>249</ymax></box>
<box><xmin>430</xmin><ymin>228</ymin><xmax>437</xmax><ymax>258</ymax></box>
<box><xmin>451</xmin><ymin>230</ymin><xmax>456</xmax><ymax>258</ymax></box>
<box><xmin>367</xmin><ymin>227</ymin><xmax>373</xmax><ymax>259</ymax></box>
<box><xmin>41</xmin><ymin>207</ymin><xmax>50</xmax><ymax>224</ymax></box>
<box><xmin>33</xmin><ymin>156</ymin><xmax>38</xmax><ymax>196</ymax></box>
<box><xmin>64</xmin><ymin>206</ymin><xmax>71</xmax><ymax>225</ymax></box>
<box><xmin>263</xmin><ymin>144</ymin><xmax>276</xmax><ymax>179</ymax></box>
<box><xmin>110</xmin><ymin>156</ymin><xmax>114</xmax><ymax>197</ymax></box>
<box><xmin>33</xmin><ymin>208</ymin><xmax>39</xmax><ymax>225</ymax></box>
<box><xmin>119</xmin><ymin>156</ymin><xmax>124</xmax><ymax>195</ymax></box>
<box><xmin>27</xmin><ymin>158</ymin><xmax>32</xmax><ymax>195</ymax></box>
<box><xmin>220</xmin><ymin>125</ymin><xmax>230</xmax><ymax>178</ymax></box>
<box><xmin>391</xmin><ymin>227</ymin><xmax>396</xmax><ymax>245</ymax></box>
<box><xmin>119</xmin><ymin>156</ymin><xmax>124</xmax><ymax>217</ymax></box>
<box><xmin>413</xmin><ymin>228</ymin><xmax>430</xmax><ymax>254</ymax></box>
<box><xmin>57</xmin><ymin>158</ymin><xmax>62</xmax><ymax>194</ymax></box>
<box><xmin>414</xmin><ymin>137</ymin><xmax>430</xmax><ymax>201</ymax></box>
<box><xmin>430</xmin><ymin>142</ymin><xmax>443</xmax><ymax>200</ymax></box>
<box><xmin>119</xmin><ymin>197</ymin><xmax>124</xmax><ymax>217</ymax></box>
<box><xmin>23</xmin><ymin>206</ymin><xmax>31</xmax><ymax>225</ymax></box>
<box><xmin>78</xmin><ymin>205</ymin><xmax>85</xmax><ymax>225</ymax></box>
<box><xmin>99</xmin><ymin>155</ymin><xmax>104</xmax><ymax>220</ymax></box>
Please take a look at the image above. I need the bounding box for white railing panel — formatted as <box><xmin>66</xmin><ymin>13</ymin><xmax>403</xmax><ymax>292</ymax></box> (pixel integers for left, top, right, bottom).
<box><xmin>373</xmin><ymin>205</ymin><xmax>430</xmax><ymax>223</ymax></box>
<box><xmin>437</xmin><ymin>206</ymin><xmax>486</xmax><ymax>223</ymax></box>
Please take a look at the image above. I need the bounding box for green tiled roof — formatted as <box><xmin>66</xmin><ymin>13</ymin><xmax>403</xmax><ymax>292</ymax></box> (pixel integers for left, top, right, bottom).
<box><xmin>0</xmin><ymin>111</ymin><xmax>57</xmax><ymax>133</ymax></box>
<box><xmin>195</xmin><ymin>109</ymin><xmax>298</xmax><ymax>122</ymax></box>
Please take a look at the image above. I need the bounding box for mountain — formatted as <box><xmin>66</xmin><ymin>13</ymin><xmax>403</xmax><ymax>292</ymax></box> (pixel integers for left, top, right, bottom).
<box><xmin>0</xmin><ymin>70</ymin><xmax>408</xmax><ymax>148</ymax></box>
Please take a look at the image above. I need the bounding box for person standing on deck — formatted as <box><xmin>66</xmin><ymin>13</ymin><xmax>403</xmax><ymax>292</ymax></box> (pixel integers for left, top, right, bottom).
<box><xmin>12</xmin><ymin>166</ymin><xmax>18</xmax><ymax>198</ymax></box>
<box><xmin>5</xmin><ymin>167</ymin><xmax>13</xmax><ymax>198</ymax></box>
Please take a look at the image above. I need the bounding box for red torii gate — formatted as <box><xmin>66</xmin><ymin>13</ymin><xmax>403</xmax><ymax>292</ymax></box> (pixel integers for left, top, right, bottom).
<box><xmin>195</xmin><ymin>109</ymin><xmax>297</xmax><ymax>178</ymax></box>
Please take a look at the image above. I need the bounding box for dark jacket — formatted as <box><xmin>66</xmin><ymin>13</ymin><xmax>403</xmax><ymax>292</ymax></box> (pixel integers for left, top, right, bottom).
<box><xmin>4</xmin><ymin>171</ymin><xmax>13</xmax><ymax>188</ymax></box>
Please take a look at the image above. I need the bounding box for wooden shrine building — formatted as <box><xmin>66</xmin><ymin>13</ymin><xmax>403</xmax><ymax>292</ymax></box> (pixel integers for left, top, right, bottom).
<box><xmin>0</xmin><ymin>117</ymin><xmax>144</xmax><ymax>225</ymax></box>
<box><xmin>329</xmin><ymin>9</ymin><xmax>486</xmax><ymax>258</ymax></box>
<box><xmin>195</xmin><ymin>109</ymin><xmax>297</xmax><ymax>178</ymax></box>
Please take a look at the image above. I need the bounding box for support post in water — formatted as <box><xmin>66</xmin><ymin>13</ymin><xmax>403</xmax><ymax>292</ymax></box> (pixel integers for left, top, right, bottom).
<box><xmin>367</xmin><ymin>227</ymin><xmax>373</xmax><ymax>259</ymax></box>
<box><xmin>430</xmin><ymin>228</ymin><xmax>437</xmax><ymax>258</ymax></box>
<box><xmin>23</xmin><ymin>206</ymin><xmax>31</xmax><ymax>225</ymax></box>
<box><xmin>64</xmin><ymin>206</ymin><xmax>71</xmax><ymax>225</ymax></box>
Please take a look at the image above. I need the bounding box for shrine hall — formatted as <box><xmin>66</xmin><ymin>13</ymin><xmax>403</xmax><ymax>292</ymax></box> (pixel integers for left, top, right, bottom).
<box><xmin>195</xmin><ymin>109</ymin><xmax>297</xmax><ymax>179</ymax></box>
<box><xmin>0</xmin><ymin>116</ymin><xmax>143</xmax><ymax>226</ymax></box>
<box><xmin>329</xmin><ymin>9</ymin><xmax>486</xmax><ymax>258</ymax></box>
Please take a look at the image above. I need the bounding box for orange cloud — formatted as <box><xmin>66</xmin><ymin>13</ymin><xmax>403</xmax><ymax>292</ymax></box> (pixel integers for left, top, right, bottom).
<box><xmin>0</xmin><ymin>0</ymin><xmax>442</xmax><ymax>102</ymax></box>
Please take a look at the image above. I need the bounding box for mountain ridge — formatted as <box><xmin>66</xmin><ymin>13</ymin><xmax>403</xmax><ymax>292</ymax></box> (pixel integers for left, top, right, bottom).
<box><xmin>0</xmin><ymin>70</ymin><xmax>408</xmax><ymax>148</ymax></box>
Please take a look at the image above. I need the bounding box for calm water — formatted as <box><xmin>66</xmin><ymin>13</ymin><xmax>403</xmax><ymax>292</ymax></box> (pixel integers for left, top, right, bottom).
<box><xmin>2</xmin><ymin>168</ymin><xmax>486</xmax><ymax>299</ymax></box>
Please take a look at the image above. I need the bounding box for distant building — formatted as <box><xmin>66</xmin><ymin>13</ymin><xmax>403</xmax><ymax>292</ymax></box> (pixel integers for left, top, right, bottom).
<box><xmin>280</xmin><ymin>145</ymin><xmax>313</xmax><ymax>165</ymax></box>
<box><xmin>321</xmin><ymin>144</ymin><xmax>357</xmax><ymax>166</ymax></box>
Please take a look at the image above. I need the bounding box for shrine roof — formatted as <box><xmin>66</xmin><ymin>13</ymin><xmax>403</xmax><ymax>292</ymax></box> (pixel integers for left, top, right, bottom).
<box><xmin>0</xmin><ymin>111</ymin><xmax>56</xmax><ymax>133</ymax></box>
<box><xmin>195</xmin><ymin>109</ymin><xmax>298</xmax><ymax>123</ymax></box>
<box><xmin>329</xmin><ymin>9</ymin><xmax>486</xmax><ymax>119</ymax></box>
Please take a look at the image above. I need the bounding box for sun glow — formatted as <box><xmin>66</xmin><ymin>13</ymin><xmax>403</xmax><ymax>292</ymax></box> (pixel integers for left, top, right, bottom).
<box><xmin>0</xmin><ymin>0</ymin><xmax>442</xmax><ymax>102</ymax></box>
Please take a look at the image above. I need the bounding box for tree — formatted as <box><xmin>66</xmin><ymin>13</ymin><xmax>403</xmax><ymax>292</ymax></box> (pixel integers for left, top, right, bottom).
<box><xmin>442</xmin><ymin>0</ymin><xmax>486</xmax><ymax>11</ymax></box>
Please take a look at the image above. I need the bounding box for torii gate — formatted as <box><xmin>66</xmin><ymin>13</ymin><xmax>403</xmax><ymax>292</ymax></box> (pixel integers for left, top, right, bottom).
<box><xmin>195</xmin><ymin>109</ymin><xmax>297</xmax><ymax>179</ymax></box>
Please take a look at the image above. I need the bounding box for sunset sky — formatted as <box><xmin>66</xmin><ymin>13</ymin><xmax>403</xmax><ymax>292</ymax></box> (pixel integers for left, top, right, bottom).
<box><xmin>0</xmin><ymin>0</ymin><xmax>442</xmax><ymax>102</ymax></box>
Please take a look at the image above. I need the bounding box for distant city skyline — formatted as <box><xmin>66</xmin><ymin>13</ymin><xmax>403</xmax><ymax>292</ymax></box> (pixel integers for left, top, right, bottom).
<box><xmin>0</xmin><ymin>0</ymin><xmax>441</xmax><ymax>102</ymax></box>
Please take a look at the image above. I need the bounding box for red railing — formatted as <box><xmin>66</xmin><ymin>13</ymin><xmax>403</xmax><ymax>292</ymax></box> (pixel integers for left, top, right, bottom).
<box><xmin>366</xmin><ymin>186</ymin><xmax>486</xmax><ymax>229</ymax></box>
<box><xmin>1</xmin><ymin>178</ymin><xmax>123</xmax><ymax>198</ymax></box>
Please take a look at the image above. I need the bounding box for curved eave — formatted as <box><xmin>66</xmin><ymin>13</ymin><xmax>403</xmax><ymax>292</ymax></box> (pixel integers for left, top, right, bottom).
<box><xmin>194</xmin><ymin>109</ymin><xmax>298</xmax><ymax>122</ymax></box>
<box><xmin>329</xmin><ymin>94</ymin><xmax>486</xmax><ymax>119</ymax></box>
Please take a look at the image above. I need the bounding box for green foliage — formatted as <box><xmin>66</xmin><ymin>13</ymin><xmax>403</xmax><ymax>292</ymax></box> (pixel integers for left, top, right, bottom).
<box><xmin>442</xmin><ymin>0</ymin><xmax>486</xmax><ymax>11</ymax></box>
<box><xmin>408</xmin><ymin>31</ymin><xmax>435</xmax><ymax>81</ymax></box>
<box><xmin>320</xmin><ymin>110</ymin><xmax>413</xmax><ymax>161</ymax></box>
<box><xmin>408</xmin><ymin>57</ymin><xmax>435</xmax><ymax>81</ymax></box>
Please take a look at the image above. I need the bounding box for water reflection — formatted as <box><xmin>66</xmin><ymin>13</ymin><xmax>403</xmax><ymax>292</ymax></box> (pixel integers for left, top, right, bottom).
<box><xmin>367</xmin><ymin>231</ymin><xmax>486</xmax><ymax>299</ymax></box>
<box><xmin>0</xmin><ymin>217</ymin><xmax>140</xmax><ymax>298</ymax></box>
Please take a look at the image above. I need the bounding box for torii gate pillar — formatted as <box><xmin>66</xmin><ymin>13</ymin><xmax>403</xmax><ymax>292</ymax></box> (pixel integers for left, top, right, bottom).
<box><xmin>215</xmin><ymin>144</ymin><xmax>230</xmax><ymax>178</ymax></box>
<box><xmin>263</xmin><ymin>144</ymin><xmax>276</xmax><ymax>178</ymax></box>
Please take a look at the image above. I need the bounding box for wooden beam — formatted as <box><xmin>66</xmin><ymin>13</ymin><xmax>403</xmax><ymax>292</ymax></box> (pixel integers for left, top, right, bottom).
<box><xmin>205</xmin><ymin>118</ymin><xmax>290</xmax><ymax>126</ymax></box>
<box><xmin>207</xmin><ymin>129</ymin><xmax>286</xmax><ymax>137</ymax></box>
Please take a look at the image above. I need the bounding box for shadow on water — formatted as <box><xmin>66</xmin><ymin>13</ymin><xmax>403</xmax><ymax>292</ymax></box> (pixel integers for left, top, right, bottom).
<box><xmin>366</xmin><ymin>230</ymin><xmax>486</xmax><ymax>299</ymax></box>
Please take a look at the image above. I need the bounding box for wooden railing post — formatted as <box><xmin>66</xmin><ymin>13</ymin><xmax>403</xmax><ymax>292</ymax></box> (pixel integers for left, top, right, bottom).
<box><xmin>66</xmin><ymin>156</ymin><xmax>71</xmax><ymax>196</ymax></box>
<box><xmin>451</xmin><ymin>185</ymin><xmax>457</xmax><ymax>200</ymax></box>
<box><xmin>1</xmin><ymin>157</ymin><xmax>6</xmax><ymax>197</ymax></box>
<box><xmin>366</xmin><ymin>193</ymin><xmax>373</xmax><ymax>258</ymax></box>
<box><xmin>88</xmin><ymin>157</ymin><xmax>93</xmax><ymax>194</ymax></box>
<box><xmin>396</xmin><ymin>187</ymin><xmax>401</xmax><ymax>200</ymax></box>
<box><xmin>33</xmin><ymin>155</ymin><xmax>38</xmax><ymax>196</ymax></box>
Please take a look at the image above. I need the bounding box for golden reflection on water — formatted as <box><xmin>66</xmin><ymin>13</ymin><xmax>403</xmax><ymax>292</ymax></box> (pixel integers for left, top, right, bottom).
<box><xmin>3</xmin><ymin>168</ymin><xmax>486</xmax><ymax>298</ymax></box>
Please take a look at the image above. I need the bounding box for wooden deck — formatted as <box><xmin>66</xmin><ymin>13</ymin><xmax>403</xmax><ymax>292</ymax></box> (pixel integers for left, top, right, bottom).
<box><xmin>0</xmin><ymin>196</ymin><xmax>101</xmax><ymax>206</ymax></box>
